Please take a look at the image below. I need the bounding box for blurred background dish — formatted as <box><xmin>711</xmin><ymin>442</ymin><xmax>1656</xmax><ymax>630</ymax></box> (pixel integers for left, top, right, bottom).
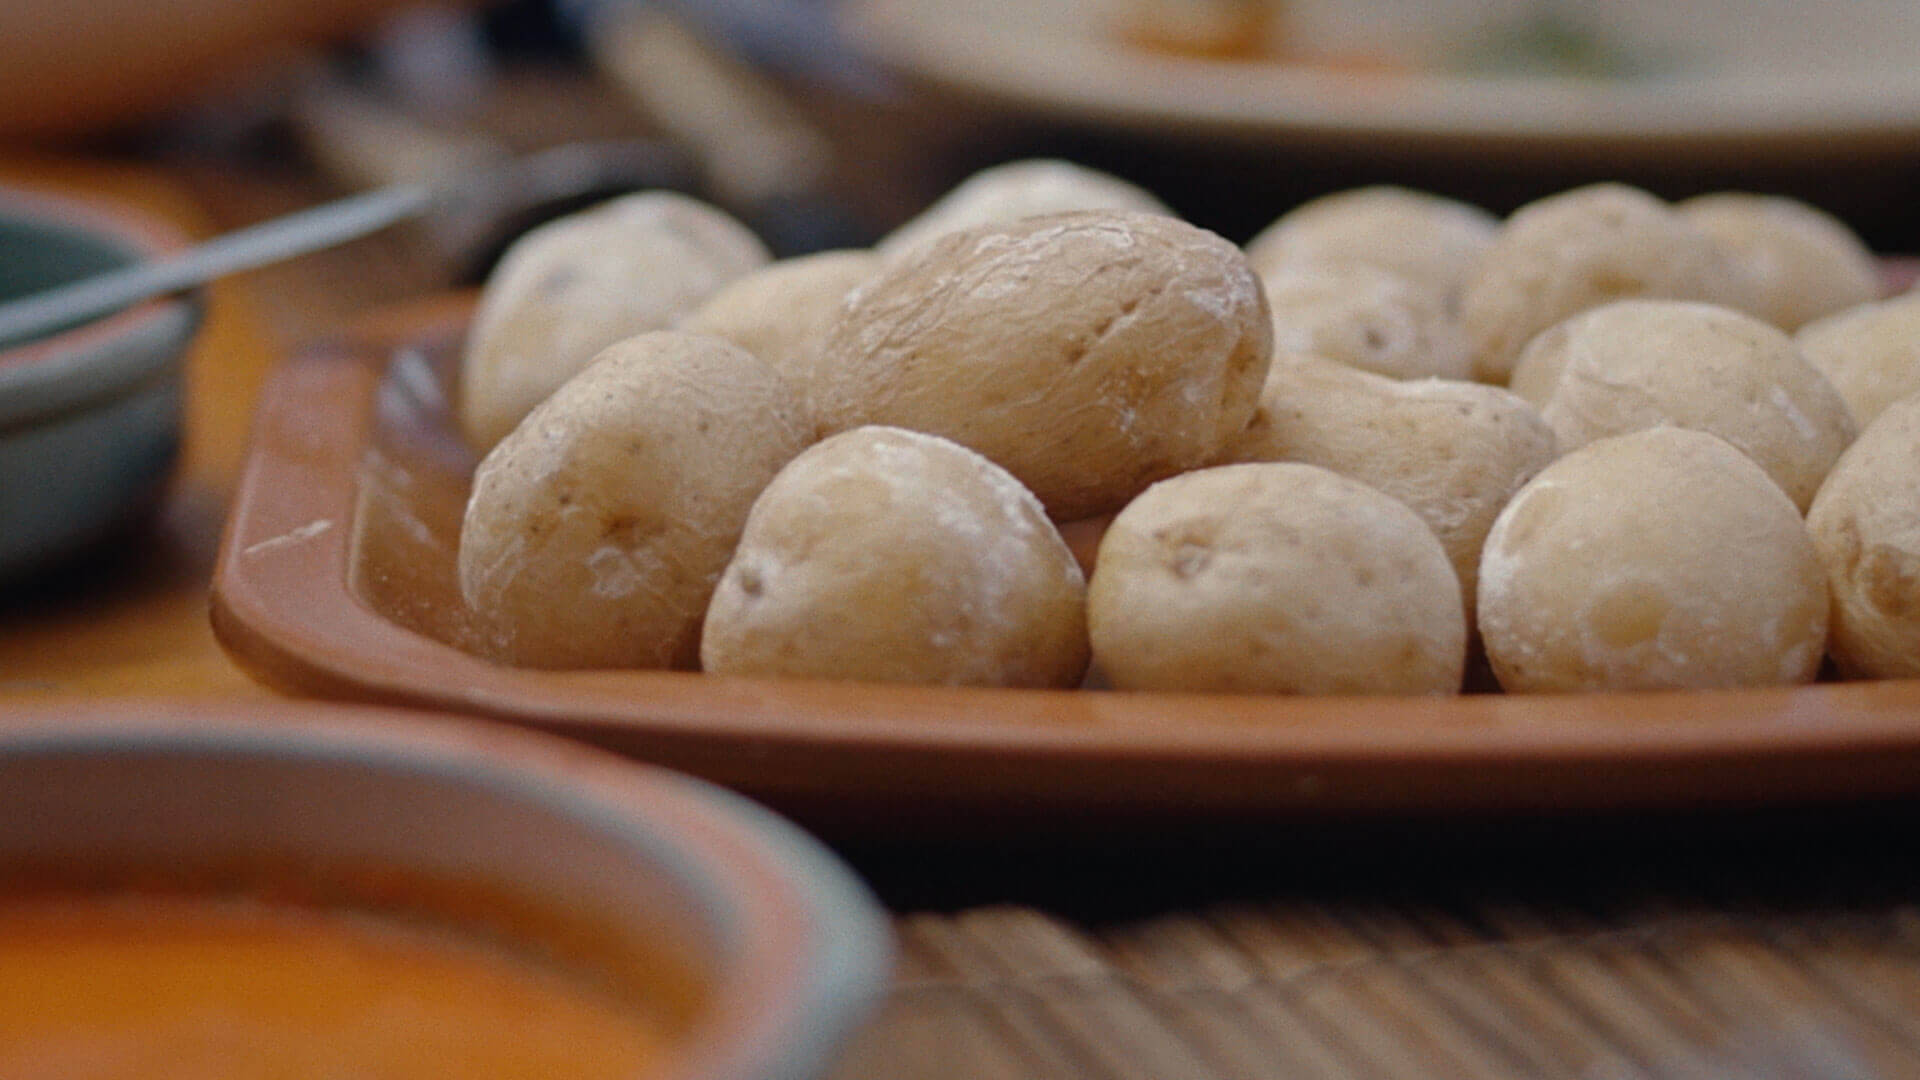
<box><xmin>0</xmin><ymin>187</ymin><xmax>201</xmax><ymax>582</ymax></box>
<box><xmin>839</xmin><ymin>0</ymin><xmax>1920</xmax><ymax>154</ymax></box>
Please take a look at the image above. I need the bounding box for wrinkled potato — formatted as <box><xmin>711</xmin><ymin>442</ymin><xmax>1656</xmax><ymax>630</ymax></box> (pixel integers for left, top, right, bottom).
<box><xmin>1478</xmin><ymin>428</ymin><xmax>1827</xmax><ymax>693</ymax></box>
<box><xmin>458</xmin><ymin>192</ymin><xmax>770</xmax><ymax>452</ymax></box>
<box><xmin>701</xmin><ymin>426</ymin><xmax>1089</xmax><ymax>687</ymax></box>
<box><xmin>1794</xmin><ymin>291</ymin><xmax>1920</xmax><ymax>430</ymax></box>
<box><xmin>1807</xmin><ymin>394</ymin><xmax>1920</xmax><ymax>679</ymax></box>
<box><xmin>876</xmin><ymin>158</ymin><xmax>1173</xmax><ymax>262</ymax></box>
<box><xmin>1461</xmin><ymin>183</ymin><xmax>1751</xmax><ymax>384</ymax></box>
<box><xmin>1513</xmin><ymin>300</ymin><xmax>1855</xmax><ymax>511</ymax></box>
<box><xmin>1677</xmin><ymin>192</ymin><xmax>1881</xmax><ymax>332</ymax></box>
<box><xmin>1260</xmin><ymin>261</ymin><xmax>1471</xmax><ymax>381</ymax></box>
<box><xmin>1218</xmin><ymin>353</ymin><xmax>1555</xmax><ymax>614</ymax></box>
<box><xmin>675</xmin><ymin>248</ymin><xmax>879</xmax><ymax>408</ymax></box>
<box><xmin>813</xmin><ymin>210</ymin><xmax>1273</xmax><ymax>521</ymax></box>
<box><xmin>1244</xmin><ymin>185</ymin><xmax>1497</xmax><ymax>303</ymax></box>
<box><xmin>1088</xmin><ymin>463</ymin><xmax>1466</xmax><ymax>695</ymax></box>
<box><xmin>459</xmin><ymin>332</ymin><xmax>811</xmax><ymax>670</ymax></box>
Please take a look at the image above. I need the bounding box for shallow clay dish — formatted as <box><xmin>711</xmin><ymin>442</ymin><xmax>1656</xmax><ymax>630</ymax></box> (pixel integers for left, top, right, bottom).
<box><xmin>0</xmin><ymin>699</ymin><xmax>890</xmax><ymax>1080</ymax></box>
<box><xmin>212</xmin><ymin>293</ymin><xmax>1920</xmax><ymax>829</ymax></box>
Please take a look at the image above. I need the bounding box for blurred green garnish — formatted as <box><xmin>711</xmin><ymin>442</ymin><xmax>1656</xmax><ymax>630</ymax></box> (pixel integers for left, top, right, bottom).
<box><xmin>1451</xmin><ymin>7</ymin><xmax>1675</xmax><ymax>79</ymax></box>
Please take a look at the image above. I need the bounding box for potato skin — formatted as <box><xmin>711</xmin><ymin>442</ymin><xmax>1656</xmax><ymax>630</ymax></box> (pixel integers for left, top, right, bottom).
<box><xmin>1807</xmin><ymin>394</ymin><xmax>1920</xmax><ymax>679</ymax></box>
<box><xmin>1795</xmin><ymin>292</ymin><xmax>1920</xmax><ymax>430</ymax></box>
<box><xmin>1218</xmin><ymin>353</ymin><xmax>1555</xmax><ymax>615</ymax></box>
<box><xmin>1478</xmin><ymin>428</ymin><xmax>1828</xmax><ymax>693</ymax></box>
<box><xmin>1260</xmin><ymin>261</ymin><xmax>1471</xmax><ymax>381</ymax></box>
<box><xmin>458</xmin><ymin>192</ymin><xmax>770</xmax><ymax>452</ymax></box>
<box><xmin>877</xmin><ymin>158</ymin><xmax>1173</xmax><ymax>262</ymax></box>
<box><xmin>1461</xmin><ymin>184</ymin><xmax>1750</xmax><ymax>385</ymax></box>
<box><xmin>700</xmin><ymin>426</ymin><xmax>1089</xmax><ymax>687</ymax></box>
<box><xmin>459</xmin><ymin>332</ymin><xmax>811</xmax><ymax>670</ymax></box>
<box><xmin>1245</xmin><ymin>185</ymin><xmax>1496</xmax><ymax>304</ymax></box>
<box><xmin>1678</xmin><ymin>192</ymin><xmax>1881</xmax><ymax>332</ymax></box>
<box><xmin>675</xmin><ymin>249</ymin><xmax>879</xmax><ymax>407</ymax></box>
<box><xmin>813</xmin><ymin>210</ymin><xmax>1273</xmax><ymax>521</ymax></box>
<box><xmin>1518</xmin><ymin>300</ymin><xmax>1856</xmax><ymax>511</ymax></box>
<box><xmin>1088</xmin><ymin>463</ymin><xmax>1466</xmax><ymax>695</ymax></box>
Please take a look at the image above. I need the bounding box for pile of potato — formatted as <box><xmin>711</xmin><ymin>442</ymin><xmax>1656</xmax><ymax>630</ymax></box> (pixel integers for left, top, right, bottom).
<box><xmin>451</xmin><ymin>159</ymin><xmax>1920</xmax><ymax>697</ymax></box>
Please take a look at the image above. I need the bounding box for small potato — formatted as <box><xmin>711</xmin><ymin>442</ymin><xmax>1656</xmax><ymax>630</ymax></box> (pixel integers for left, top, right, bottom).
<box><xmin>1088</xmin><ymin>463</ymin><xmax>1466</xmax><ymax>695</ymax></box>
<box><xmin>1244</xmin><ymin>185</ymin><xmax>1497</xmax><ymax>303</ymax></box>
<box><xmin>458</xmin><ymin>192</ymin><xmax>770</xmax><ymax>452</ymax></box>
<box><xmin>1461</xmin><ymin>183</ymin><xmax>1751</xmax><ymax>384</ymax></box>
<box><xmin>675</xmin><ymin>249</ymin><xmax>880</xmax><ymax>408</ymax></box>
<box><xmin>459</xmin><ymin>332</ymin><xmax>811</xmax><ymax>670</ymax></box>
<box><xmin>1516</xmin><ymin>300</ymin><xmax>1855</xmax><ymax>510</ymax></box>
<box><xmin>1677</xmin><ymin>192</ymin><xmax>1881</xmax><ymax>331</ymax></box>
<box><xmin>814</xmin><ymin>210</ymin><xmax>1273</xmax><ymax>521</ymax></box>
<box><xmin>877</xmin><ymin>158</ymin><xmax>1173</xmax><ymax>262</ymax></box>
<box><xmin>1260</xmin><ymin>261</ymin><xmax>1471</xmax><ymax>381</ymax></box>
<box><xmin>1217</xmin><ymin>353</ymin><xmax>1555</xmax><ymax>614</ymax></box>
<box><xmin>701</xmin><ymin>426</ymin><xmax>1089</xmax><ymax>687</ymax></box>
<box><xmin>1807</xmin><ymin>394</ymin><xmax>1920</xmax><ymax>679</ymax></box>
<box><xmin>1794</xmin><ymin>292</ymin><xmax>1920</xmax><ymax>429</ymax></box>
<box><xmin>1479</xmin><ymin>428</ymin><xmax>1827</xmax><ymax>693</ymax></box>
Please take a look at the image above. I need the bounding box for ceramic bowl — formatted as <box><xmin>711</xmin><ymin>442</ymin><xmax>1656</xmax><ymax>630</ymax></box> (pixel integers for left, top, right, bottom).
<box><xmin>0</xmin><ymin>186</ymin><xmax>201</xmax><ymax>580</ymax></box>
<box><xmin>0</xmin><ymin>700</ymin><xmax>892</xmax><ymax>1080</ymax></box>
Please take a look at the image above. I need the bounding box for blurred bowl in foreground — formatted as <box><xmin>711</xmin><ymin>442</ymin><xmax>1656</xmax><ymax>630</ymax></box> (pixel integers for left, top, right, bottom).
<box><xmin>0</xmin><ymin>701</ymin><xmax>891</xmax><ymax>1079</ymax></box>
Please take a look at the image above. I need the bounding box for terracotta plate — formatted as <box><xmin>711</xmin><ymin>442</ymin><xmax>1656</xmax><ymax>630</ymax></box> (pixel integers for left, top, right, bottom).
<box><xmin>212</xmin><ymin>293</ymin><xmax>1920</xmax><ymax>829</ymax></box>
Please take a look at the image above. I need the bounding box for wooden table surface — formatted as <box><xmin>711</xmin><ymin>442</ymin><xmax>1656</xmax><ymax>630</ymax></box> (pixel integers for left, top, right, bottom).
<box><xmin>7</xmin><ymin>145</ymin><xmax>1920</xmax><ymax>1079</ymax></box>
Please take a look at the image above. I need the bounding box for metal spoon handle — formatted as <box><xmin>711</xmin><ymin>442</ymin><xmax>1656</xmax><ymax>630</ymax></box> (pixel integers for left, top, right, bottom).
<box><xmin>0</xmin><ymin>182</ymin><xmax>434</xmax><ymax>346</ymax></box>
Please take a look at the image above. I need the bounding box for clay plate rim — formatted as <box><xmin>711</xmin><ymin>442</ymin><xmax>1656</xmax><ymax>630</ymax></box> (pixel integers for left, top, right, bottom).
<box><xmin>209</xmin><ymin>290</ymin><xmax>1920</xmax><ymax>820</ymax></box>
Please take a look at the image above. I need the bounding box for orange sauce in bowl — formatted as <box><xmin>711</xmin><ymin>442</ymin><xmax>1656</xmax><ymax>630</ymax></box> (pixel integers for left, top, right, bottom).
<box><xmin>0</xmin><ymin>894</ymin><xmax>674</xmax><ymax>1079</ymax></box>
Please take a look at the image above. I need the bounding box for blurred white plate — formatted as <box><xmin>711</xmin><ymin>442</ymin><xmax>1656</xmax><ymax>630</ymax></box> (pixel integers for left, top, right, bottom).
<box><xmin>841</xmin><ymin>0</ymin><xmax>1920</xmax><ymax>155</ymax></box>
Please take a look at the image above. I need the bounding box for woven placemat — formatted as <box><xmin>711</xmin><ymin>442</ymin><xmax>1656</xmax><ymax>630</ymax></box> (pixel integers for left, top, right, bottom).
<box><xmin>831</xmin><ymin>900</ymin><xmax>1919</xmax><ymax>1079</ymax></box>
<box><xmin>832</xmin><ymin>807</ymin><xmax>1920</xmax><ymax>1079</ymax></box>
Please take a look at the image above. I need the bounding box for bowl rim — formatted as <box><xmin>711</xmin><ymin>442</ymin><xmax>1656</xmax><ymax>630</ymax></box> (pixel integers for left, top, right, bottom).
<box><xmin>0</xmin><ymin>185</ymin><xmax>201</xmax><ymax>416</ymax></box>
<box><xmin>0</xmin><ymin>699</ymin><xmax>893</xmax><ymax>1080</ymax></box>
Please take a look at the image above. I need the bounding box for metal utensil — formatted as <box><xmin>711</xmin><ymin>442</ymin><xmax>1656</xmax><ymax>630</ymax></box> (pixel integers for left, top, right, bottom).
<box><xmin>0</xmin><ymin>138</ymin><xmax>692</xmax><ymax>348</ymax></box>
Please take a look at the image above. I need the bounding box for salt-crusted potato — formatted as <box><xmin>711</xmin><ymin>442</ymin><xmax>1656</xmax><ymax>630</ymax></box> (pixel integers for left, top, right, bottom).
<box><xmin>1260</xmin><ymin>261</ymin><xmax>1471</xmax><ymax>381</ymax></box>
<box><xmin>675</xmin><ymin>249</ymin><xmax>879</xmax><ymax>408</ymax></box>
<box><xmin>1479</xmin><ymin>428</ymin><xmax>1827</xmax><ymax>693</ymax></box>
<box><xmin>1217</xmin><ymin>353</ymin><xmax>1555</xmax><ymax>614</ymax></box>
<box><xmin>1461</xmin><ymin>184</ymin><xmax>1751</xmax><ymax>384</ymax></box>
<box><xmin>701</xmin><ymin>426</ymin><xmax>1089</xmax><ymax>687</ymax></box>
<box><xmin>1088</xmin><ymin>463</ymin><xmax>1466</xmax><ymax>695</ymax></box>
<box><xmin>458</xmin><ymin>192</ymin><xmax>770</xmax><ymax>452</ymax></box>
<box><xmin>1244</xmin><ymin>185</ymin><xmax>1497</xmax><ymax>304</ymax></box>
<box><xmin>876</xmin><ymin>158</ymin><xmax>1173</xmax><ymax>262</ymax></box>
<box><xmin>1513</xmin><ymin>300</ymin><xmax>1855</xmax><ymax>510</ymax></box>
<box><xmin>1807</xmin><ymin>394</ymin><xmax>1920</xmax><ymax>679</ymax></box>
<box><xmin>1677</xmin><ymin>192</ymin><xmax>1881</xmax><ymax>331</ymax></box>
<box><xmin>813</xmin><ymin>210</ymin><xmax>1273</xmax><ymax>522</ymax></box>
<box><xmin>459</xmin><ymin>332</ymin><xmax>811</xmax><ymax>670</ymax></box>
<box><xmin>1794</xmin><ymin>292</ymin><xmax>1920</xmax><ymax>429</ymax></box>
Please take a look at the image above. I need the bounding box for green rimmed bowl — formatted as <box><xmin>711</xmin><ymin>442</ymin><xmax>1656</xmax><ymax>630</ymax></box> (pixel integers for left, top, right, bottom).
<box><xmin>0</xmin><ymin>186</ymin><xmax>202</xmax><ymax>580</ymax></box>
